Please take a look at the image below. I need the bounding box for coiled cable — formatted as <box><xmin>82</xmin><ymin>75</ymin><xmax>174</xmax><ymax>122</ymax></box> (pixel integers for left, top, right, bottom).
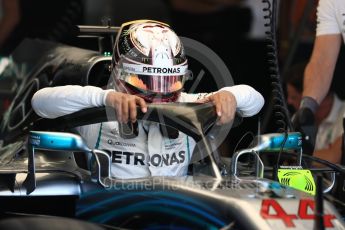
<box><xmin>262</xmin><ymin>0</ymin><xmax>293</xmax><ymax>180</ymax></box>
<box><xmin>262</xmin><ymin>0</ymin><xmax>292</xmax><ymax>133</ymax></box>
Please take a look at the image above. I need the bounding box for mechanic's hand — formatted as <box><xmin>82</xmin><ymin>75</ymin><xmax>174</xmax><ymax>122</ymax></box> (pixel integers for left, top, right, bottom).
<box><xmin>197</xmin><ymin>91</ymin><xmax>237</xmax><ymax>125</ymax></box>
<box><xmin>292</xmin><ymin>107</ymin><xmax>318</xmax><ymax>155</ymax></box>
<box><xmin>291</xmin><ymin>96</ymin><xmax>319</xmax><ymax>155</ymax></box>
<box><xmin>105</xmin><ymin>92</ymin><xmax>147</xmax><ymax>123</ymax></box>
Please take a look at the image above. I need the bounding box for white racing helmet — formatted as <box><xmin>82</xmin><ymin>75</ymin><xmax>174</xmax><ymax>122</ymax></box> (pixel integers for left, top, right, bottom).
<box><xmin>112</xmin><ymin>20</ymin><xmax>192</xmax><ymax>102</ymax></box>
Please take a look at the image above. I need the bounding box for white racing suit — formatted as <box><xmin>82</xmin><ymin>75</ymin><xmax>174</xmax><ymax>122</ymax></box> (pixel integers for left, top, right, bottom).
<box><xmin>32</xmin><ymin>85</ymin><xmax>264</xmax><ymax>179</ymax></box>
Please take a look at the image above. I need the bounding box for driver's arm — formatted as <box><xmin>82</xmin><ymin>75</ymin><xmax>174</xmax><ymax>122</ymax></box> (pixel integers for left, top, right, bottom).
<box><xmin>32</xmin><ymin>85</ymin><xmax>113</xmax><ymax>119</ymax></box>
<box><xmin>179</xmin><ymin>84</ymin><xmax>265</xmax><ymax>117</ymax></box>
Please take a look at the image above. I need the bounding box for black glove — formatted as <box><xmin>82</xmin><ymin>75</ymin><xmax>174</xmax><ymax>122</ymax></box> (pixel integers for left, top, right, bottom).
<box><xmin>292</xmin><ymin>97</ymin><xmax>319</xmax><ymax>155</ymax></box>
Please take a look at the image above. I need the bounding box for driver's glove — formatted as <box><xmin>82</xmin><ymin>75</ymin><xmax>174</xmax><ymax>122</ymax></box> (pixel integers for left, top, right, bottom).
<box><xmin>291</xmin><ymin>96</ymin><xmax>319</xmax><ymax>155</ymax></box>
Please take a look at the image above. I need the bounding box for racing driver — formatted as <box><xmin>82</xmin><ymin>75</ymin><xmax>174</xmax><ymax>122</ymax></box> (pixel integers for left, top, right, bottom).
<box><xmin>31</xmin><ymin>20</ymin><xmax>265</xmax><ymax>179</ymax></box>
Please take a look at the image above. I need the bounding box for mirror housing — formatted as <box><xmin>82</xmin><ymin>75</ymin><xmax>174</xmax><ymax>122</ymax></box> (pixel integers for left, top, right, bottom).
<box><xmin>29</xmin><ymin>131</ymin><xmax>91</xmax><ymax>151</ymax></box>
<box><xmin>252</xmin><ymin>132</ymin><xmax>302</xmax><ymax>152</ymax></box>
<box><xmin>230</xmin><ymin>132</ymin><xmax>303</xmax><ymax>177</ymax></box>
<box><xmin>24</xmin><ymin>131</ymin><xmax>110</xmax><ymax>194</ymax></box>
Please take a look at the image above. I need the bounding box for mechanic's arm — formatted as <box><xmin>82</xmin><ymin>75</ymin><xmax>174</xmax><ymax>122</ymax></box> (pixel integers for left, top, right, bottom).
<box><xmin>180</xmin><ymin>84</ymin><xmax>265</xmax><ymax>124</ymax></box>
<box><xmin>302</xmin><ymin>0</ymin><xmax>342</xmax><ymax>107</ymax></box>
<box><xmin>303</xmin><ymin>34</ymin><xmax>342</xmax><ymax>105</ymax></box>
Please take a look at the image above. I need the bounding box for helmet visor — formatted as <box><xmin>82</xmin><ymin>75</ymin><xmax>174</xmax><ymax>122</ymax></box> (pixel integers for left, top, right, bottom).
<box><xmin>115</xmin><ymin>62</ymin><xmax>192</xmax><ymax>94</ymax></box>
<box><xmin>123</xmin><ymin>74</ymin><xmax>184</xmax><ymax>93</ymax></box>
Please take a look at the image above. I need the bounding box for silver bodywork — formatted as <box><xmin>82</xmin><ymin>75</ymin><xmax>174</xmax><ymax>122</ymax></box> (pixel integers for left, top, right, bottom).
<box><xmin>0</xmin><ymin>142</ymin><xmax>344</xmax><ymax>229</ymax></box>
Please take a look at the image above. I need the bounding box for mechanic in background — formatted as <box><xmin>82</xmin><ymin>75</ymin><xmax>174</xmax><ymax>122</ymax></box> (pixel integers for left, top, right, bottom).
<box><xmin>293</xmin><ymin>0</ymin><xmax>345</xmax><ymax>150</ymax></box>
<box><xmin>286</xmin><ymin>62</ymin><xmax>345</xmax><ymax>164</ymax></box>
<box><xmin>31</xmin><ymin>20</ymin><xmax>264</xmax><ymax>179</ymax></box>
<box><xmin>290</xmin><ymin>0</ymin><xmax>345</xmax><ymax>203</ymax></box>
<box><xmin>300</xmin><ymin>0</ymin><xmax>344</xmax><ymax>106</ymax></box>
